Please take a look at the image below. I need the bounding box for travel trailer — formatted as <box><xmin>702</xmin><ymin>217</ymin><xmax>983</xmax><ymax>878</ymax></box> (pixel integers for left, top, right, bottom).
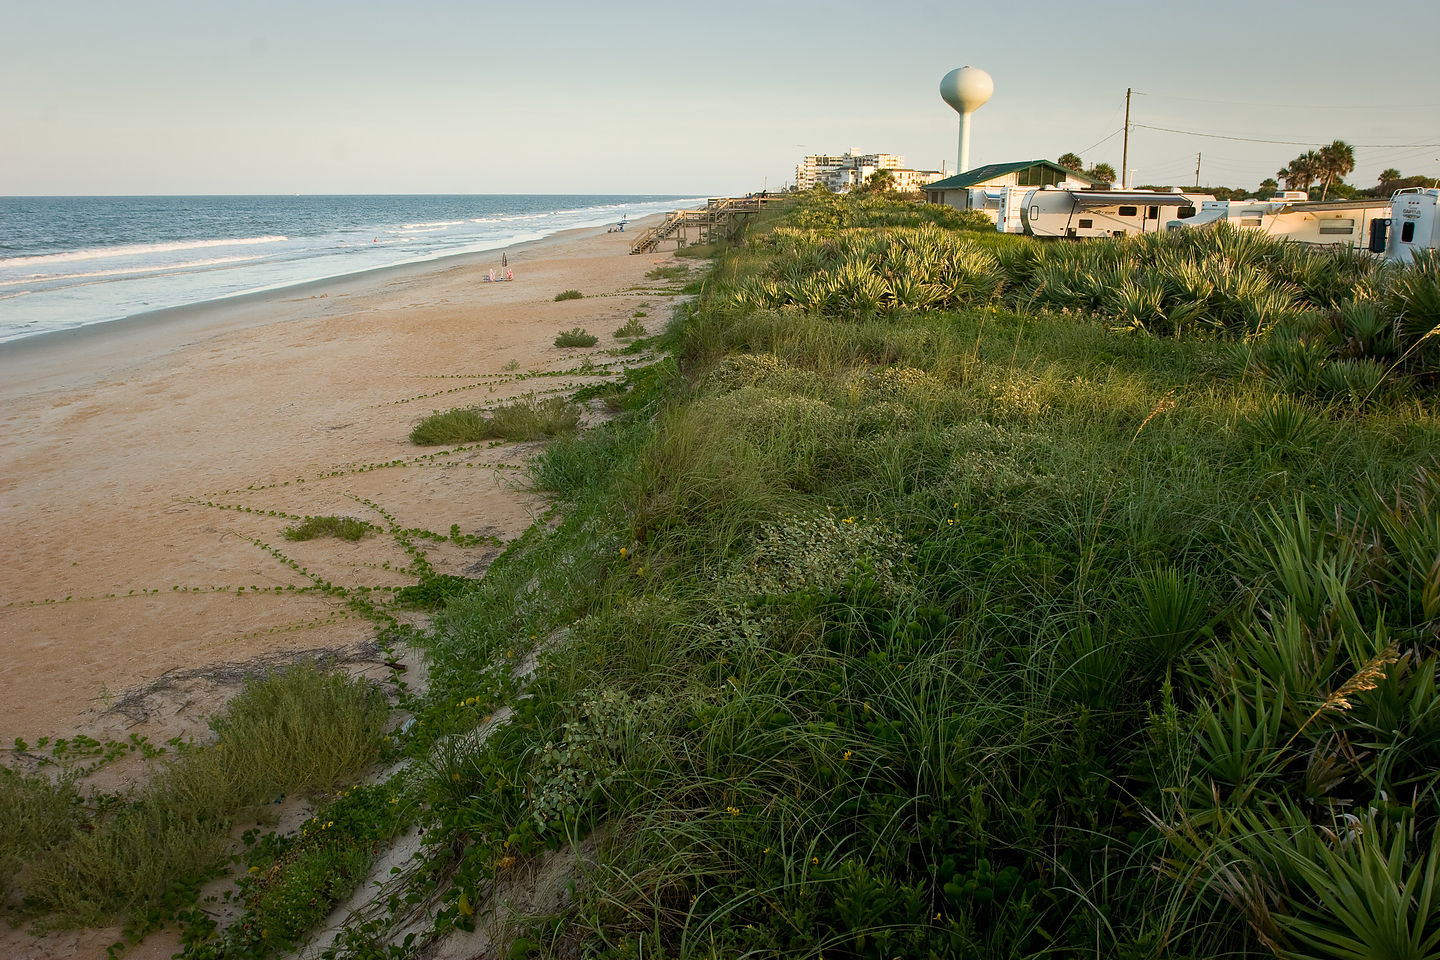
<box><xmin>1019</xmin><ymin>186</ymin><xmax>1214</xmax><ymax>238</ymax></box>
<box><xmin>1166</xmin><ymin>195</ymin><xmax>1392</xmax><ymax>249</ymax></box>
<box><xmin>1382</xmin><ymin>188</ymin><xmax>1440</xmax><ymax>264</ymax></box>
<box><xmin>953</xmin><ymin>184</ymin><xmax>1033</xmax><ymax>233</ymax></box>
<box><xmin>988</xmin><ymin>185</ymin><xmax>1038</xmax><ymax>233</ymax></box>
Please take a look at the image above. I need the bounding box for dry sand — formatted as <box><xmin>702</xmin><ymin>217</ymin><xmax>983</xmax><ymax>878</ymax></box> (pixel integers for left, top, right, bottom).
<box><xmin>0</xmin><ymin>218</ymin><xmax>682</xmax><ymax>750</ymax></box>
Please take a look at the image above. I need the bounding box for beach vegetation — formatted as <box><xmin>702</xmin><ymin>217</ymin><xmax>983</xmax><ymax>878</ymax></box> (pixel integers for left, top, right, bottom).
<box><xmin>409</xmin><ymin>395</ymin><xmax>582</xmax><ymax>445</ymax></box>
<box><xmin>179</xmin><ymin>778</ymin><xmax>408</xmax><ymax>960</ymax></box>
<box><xmin>354</xmin><ymin>190</ymin><xmax>1440</xmax><ymax>958</ymax></box>
<box><xmin>281</xmin><ymin>515</ymin><xmax>373</xmax><ymax>542</ymax></box>
<box><xmin>674</xmin><ymin>241</ymin><xmax>727</xmax><ymax>259</ymax></box>
<box><xmin>1</xmin><ymin>662</ymin><xmax>388</xmax><ymax>932</ymax></box>
<box><xmin>553</xmin><ymin>327</ymin><xmax>599</xmax><ymax>347</ymax></box>
<box><xmin>613</xmin><ymin>316</ymin><xmax>646</xmax><ymax>339</ymax></box>
<box><xmin>553</xmin><ymin>289</ymin><xmax>584</xmax><ymax>301</ymax></box>
<box><xmin>644</xmin><ymin>264</ymin><xmax>688</xmax><ymax>282</ymax></box>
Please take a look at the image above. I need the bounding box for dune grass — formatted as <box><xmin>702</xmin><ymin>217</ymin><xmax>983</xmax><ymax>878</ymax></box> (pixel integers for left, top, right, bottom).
<box><xmin>553</xmin><ymin>289</ymin><xmax>583</xmax><ymax>301</ymax></box>
<box><xmin>644</xmin><ymin>264</ymin><xmax>689</xmax><ymax>282</ymax></box>
<box><xmin>409</xmin><ymin>395</ymin><xmax>582</xmax><ymax>445</ymax></box>
<box><xmin>1</xmin><ymin>662</ymin><xmax>389</xmax><ymax>931</ymax></box>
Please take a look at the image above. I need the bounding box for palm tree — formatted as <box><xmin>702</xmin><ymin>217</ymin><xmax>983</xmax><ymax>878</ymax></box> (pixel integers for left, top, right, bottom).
<box><xmin>1057</xmin><ymin>152</ymin><xmax>1084</xmax><ymax>172</ymax></box>
<box><xmin>1317</xmin><ymin>140</ymin><xmax>1355</xmax><ymax>200</ymax></box>
<box><xmin>1087</xmin><ymin>162</ymin><xmax>1117</xmax><ymax>184</ymax></box>
<box><xmin>1279</xmin><ymin>151</ymin><xmax>1322</xmax><ymax>193</ymax></box>
<box><xmin>1378</xmin><ymin>168</ymin><xmax>1401</xmax><ymax>184</ymax></box>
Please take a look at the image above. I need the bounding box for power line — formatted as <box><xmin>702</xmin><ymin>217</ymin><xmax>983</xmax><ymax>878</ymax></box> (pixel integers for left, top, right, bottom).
<box><xmin>1129</xmin><ymin>122</ymin><xmax>1440</xmax><ymax>148</ymax></box>
<box><xmin>1133</xmin><ymin>90</ymin><xmax>1440</xmax><ymax>110</ymax></box>
<box><xmin>1075</xmin><ymin>127</ymin><xmax>1124</xmax><ymax>157</ymax></box>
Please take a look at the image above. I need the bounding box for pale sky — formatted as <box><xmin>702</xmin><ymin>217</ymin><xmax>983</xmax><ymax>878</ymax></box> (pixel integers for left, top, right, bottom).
<box><xmin>3</xmin><ymin>0</ymin><xmax>1438</xmax><ymax>196</ymax></box>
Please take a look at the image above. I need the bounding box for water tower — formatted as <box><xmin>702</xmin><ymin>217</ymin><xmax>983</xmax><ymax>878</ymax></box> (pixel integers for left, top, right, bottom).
<box><xmin>939</xmin><ymin>66</ymin><xmax>994</xmax><ymax>174</ymax></box>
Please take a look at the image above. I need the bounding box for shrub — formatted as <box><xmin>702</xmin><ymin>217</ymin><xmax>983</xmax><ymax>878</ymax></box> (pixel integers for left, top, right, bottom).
<box><xmin>645</xmin><ymin>264</ymin><xmax>689</xmax><ymax>282</ymax></box>
<box><xmin>554</xmin><ymin>289</ymin><xmax>584</xmax><ymax>301</ymax></box>
<box><xmin>407</xmin><ymin>407</ymin><xmax>487</xmax><ymax>445</ymax></box>
<box><xmin>555</xmin><ymin>327</ymin><xmax>599</xmax><ymax>348</ymax></box>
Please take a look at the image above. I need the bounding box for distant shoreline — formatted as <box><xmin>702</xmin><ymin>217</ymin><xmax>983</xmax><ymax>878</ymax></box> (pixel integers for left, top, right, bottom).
<box><xmin>0</xmin><ymin>195</ymin><xmax>709</xmax><ymax>350</ymax></box>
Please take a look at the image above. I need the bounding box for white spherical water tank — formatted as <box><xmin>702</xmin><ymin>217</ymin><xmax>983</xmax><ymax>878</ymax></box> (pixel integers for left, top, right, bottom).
<box><xmin>939</xmin><ymin>66</ymin><xmax>994</xmax><ymax>174</ymax></box>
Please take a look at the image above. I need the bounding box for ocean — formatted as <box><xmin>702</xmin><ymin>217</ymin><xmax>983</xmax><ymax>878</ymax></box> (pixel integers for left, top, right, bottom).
<box><xmin>0</xmin><ymin>194</ymin><xmax>705</xmax><ymax>343</ymax></box>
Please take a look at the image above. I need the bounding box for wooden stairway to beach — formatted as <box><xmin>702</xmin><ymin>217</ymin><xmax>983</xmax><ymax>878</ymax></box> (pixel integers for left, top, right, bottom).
<box><xmin>630</xmin><ymin>197</ymin><xmax>767</xmax><ymax>254</ymax></box>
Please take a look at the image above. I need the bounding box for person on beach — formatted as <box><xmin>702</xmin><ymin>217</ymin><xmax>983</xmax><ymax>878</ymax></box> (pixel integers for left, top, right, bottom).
<box><xmin>501</xmin><ymin>252</ymin><xmax>508</xmax><ymax>268</ymax></box>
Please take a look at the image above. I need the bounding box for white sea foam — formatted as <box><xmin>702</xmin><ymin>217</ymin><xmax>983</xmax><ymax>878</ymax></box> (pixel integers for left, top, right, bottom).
<box><xmin>0</xmin><ymin>256</ymin><xmax>265</xmax><ymax>288</ymax></box>
<box><xmin>470</xmin><ymin>212</ymin><xmax>552</xmax><ymax>224</ymax></box>
<box><xmin>400</xmin><ymin>220</ymin><xmax>466</xmax><ymax>230</ymax></box>
<box><xmin>0</xmin><ymin>236</ymin><xmax>288</xmax><ymax>268</ymax></box>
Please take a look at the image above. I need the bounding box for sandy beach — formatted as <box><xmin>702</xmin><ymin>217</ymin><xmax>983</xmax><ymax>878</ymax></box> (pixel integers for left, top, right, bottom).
<box><xmin>0</xmin><ymin>217</ymin><xmax>679</xmax><ymax>748</ymax></box>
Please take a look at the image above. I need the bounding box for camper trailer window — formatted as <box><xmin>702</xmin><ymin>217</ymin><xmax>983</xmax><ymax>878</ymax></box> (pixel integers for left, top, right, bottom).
<box><xmin>1147</xmin><ymin>206</ymin><xmax>1159</xmax><ymax>219</ymax></box>
<box><xmin>1318</xmin><ymin>219</ymin><xmax>1355</xmax><ymax>235</ymax></box>
<box><xmin>1118</xmin><ymin>206</ymin><xmax>1138</xmax><ymax>217</ymax></box>
<box><xmin>1401</xmin><ymin>222</ymin><xmax>1416</xmax><ymax>242</ymax></box>
<box><xmin>1241</xmin><ymin>218</ymin><xmax>1262</xmax><ymax>227</ymax></box>
<box><xmin>1177</xmin><ymin>207</ymin><xmax>1196</xmax><ymax>219</ymax></box>
<box><xmin>1078</xmin><ymin>218</ymin><xmax>1093</xmax><ymax>228</ymax></box>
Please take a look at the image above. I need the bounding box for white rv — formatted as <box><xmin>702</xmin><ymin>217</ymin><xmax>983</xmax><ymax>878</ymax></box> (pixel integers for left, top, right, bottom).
<box><xmin>1166</xmin><ymin>195</ymin><xmax>1392</xmax><ymax>249</ymax></box>
<box><xmin>1168</xmin><ymin>192</ymin><xmax>1305</xmax><ymax>231</ymax></box>
<box><xmin>1384</xmin><ymin>188</ymin><xmax>1440</xmax><ymax>264</ymax></box>
<box><xmin>1020</xmin><ymin>187</ymin><xmax>1214</xmax><ymax>238</ymax></box>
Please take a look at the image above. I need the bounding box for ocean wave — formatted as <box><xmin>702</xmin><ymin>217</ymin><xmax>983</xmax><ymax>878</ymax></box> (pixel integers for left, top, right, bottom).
<box><xmin>0</xmin><ymin>236</ymin><xmax>289</xmax><ymax>268</ymax></box>
<box><xmin>400</xmin><ymin>220</ymin><xmax>466</xmax><ymax>230</ymax></box>
<box><xmin>469</xmin><ymin>212</ymin><xmax>553</xmax><ymax>224</ymax></box>
<box><xmin>0</xmin><ymin>256</ymin><xmax>266</xmax><ymax>287</ymax></box>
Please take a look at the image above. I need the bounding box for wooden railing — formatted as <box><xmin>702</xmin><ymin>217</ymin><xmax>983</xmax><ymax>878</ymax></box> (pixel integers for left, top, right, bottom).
<box><xmin>630</xmin><ymin>197</ymin><xmax>767</xmax><ymax>254</ymax></box>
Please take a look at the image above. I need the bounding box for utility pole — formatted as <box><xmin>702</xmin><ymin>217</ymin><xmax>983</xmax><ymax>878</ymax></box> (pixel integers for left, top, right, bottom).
<box><xmin>1195</xmin><ymin>153</ymin><xmax>1202</xmax><ymax>188</ymax></box>
<box><xmin>1122</xmin><ymin>87</ymin><xmax>1131</xmax><ymax>188</ymax></box>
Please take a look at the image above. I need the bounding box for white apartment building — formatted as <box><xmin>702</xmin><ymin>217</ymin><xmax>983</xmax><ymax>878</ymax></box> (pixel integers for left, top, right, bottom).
<box><xmin>795</xmin><ymin>149</ymin><xmax>904</xmax><ymax>192</ymax></box>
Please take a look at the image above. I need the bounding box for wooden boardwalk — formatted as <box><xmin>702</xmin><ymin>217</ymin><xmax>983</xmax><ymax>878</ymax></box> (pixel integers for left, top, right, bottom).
<box><xmin>630</xmin><ymin>197</ymin><xmax>768</xmax><ymax>254</ymax></box>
